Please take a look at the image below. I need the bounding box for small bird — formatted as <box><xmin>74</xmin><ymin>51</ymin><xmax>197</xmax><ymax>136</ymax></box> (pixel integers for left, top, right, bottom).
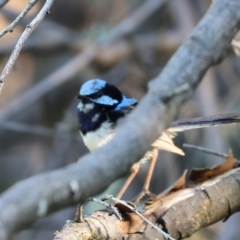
<box><xmin>77</xmin><ymin>79</ymin><xmax>138</xmax><ymax>152</ymax></box>
<box><xmin>77</xmin><ymin>79</ymin><xmax>240</xmax><ymax>198</ymax></box>
<box><xmin>77</xmin><ymin>79</ymin><xmax>184</xmax><ymax>155</ymax></box>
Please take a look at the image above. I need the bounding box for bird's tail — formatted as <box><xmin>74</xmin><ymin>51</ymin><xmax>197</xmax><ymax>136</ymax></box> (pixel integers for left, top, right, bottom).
<box><xmin>148</xmin><ymin>112</ymin><xmax>240</xmax><ymax>158</ymax></box>
<box><xmin>168</xmin><ymin>112</ymin><xmax>240</xmax><ymax>132</ymax></box>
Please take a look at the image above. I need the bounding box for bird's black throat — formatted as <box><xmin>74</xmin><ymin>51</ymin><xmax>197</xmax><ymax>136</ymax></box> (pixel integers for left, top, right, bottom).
<box><xmin>78</xmin><ymin>103</ymin><xmax>125</xmax><ymax>135</ymax></box>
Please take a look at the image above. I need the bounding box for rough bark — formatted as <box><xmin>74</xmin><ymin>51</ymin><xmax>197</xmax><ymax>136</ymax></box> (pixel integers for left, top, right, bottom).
<box><xmin>54</xmin><ymin>167</ymin><xmax>240</xmax><ymax>240</ymax></box>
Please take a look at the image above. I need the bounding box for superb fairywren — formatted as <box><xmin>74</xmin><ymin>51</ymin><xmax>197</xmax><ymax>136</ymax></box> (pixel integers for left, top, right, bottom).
<box><xmin>77</xmin><ymin>79</ymin><xmax>183</xmax><ymax>156</ymax></box>
<box><xmin>77</xmin><ymin>79</ymin><xmax>240</xmax><ymax>199</ymax></box>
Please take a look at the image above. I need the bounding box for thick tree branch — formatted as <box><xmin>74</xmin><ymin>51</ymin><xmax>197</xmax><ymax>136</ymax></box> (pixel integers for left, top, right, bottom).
<box><xmin>54</xmin><ymin>167</ymin><xmax>240</xmax><ymax>240</ymax></box>
<box><xmin>0</xmin><ymin>0</ymin><xmax>54</xmax><ymax>95</ymax></box>
<box><xmin>0</xmin><ymin>0</ymin><xmax>239</xmax><ymax>239</ymax></box>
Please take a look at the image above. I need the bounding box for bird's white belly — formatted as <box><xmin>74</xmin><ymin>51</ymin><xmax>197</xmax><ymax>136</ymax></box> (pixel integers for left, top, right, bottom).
<box><xmin>80</xmin><ymin>121</ymin><xmax>115</xmax><ymax>152</ymax></box>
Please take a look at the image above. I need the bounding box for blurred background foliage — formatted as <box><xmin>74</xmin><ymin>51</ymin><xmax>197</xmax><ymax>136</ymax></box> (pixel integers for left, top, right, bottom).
<box><xmin>0</xmin><ymin>0</ymin><xmax>240</xmax><ymax>239</ymax></box>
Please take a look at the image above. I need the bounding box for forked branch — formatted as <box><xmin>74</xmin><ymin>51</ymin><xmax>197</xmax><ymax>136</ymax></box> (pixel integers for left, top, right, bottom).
<box><xmin>0</xmin><ymin>0</ymin><xmax>38</xmax><ymax>38</ymax></box>
<box><xmin>0</xmin><ymin>0</ymin><xmax>55</xmax><ymax>94</ymax></box>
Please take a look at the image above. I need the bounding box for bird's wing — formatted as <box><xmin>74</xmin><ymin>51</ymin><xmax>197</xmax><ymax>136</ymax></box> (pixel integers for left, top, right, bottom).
<box><xmin>140</xmin><ymin>131</ymin><xmax>184</xmax><ymax>164</ymax></box>
<box><xmin>151</xmin><ymin>131</ymin><xmax>184</xmax><ymax>156</ymax></box>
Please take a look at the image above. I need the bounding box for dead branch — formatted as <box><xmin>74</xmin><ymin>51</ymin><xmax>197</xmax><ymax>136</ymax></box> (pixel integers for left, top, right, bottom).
<box><xmin>0</xmin><ymin>0</ymin><xmax>38</xmax><ymax>38</ymax></box>
<box><xmin>0</xmin><ymin>0</ymin><xmax>239</xmax><ymax>239</ymax></box>
<box><xmin>0</xmin><ymin>0</ymin><xmax>167</xmax><ymax>120</ymax></box>
<box><xmin>0</xmin><ymin>0</ymin><xmax>55</xmax><ymax>95</ymax></box>
<box><xmin>183</xmin><ymin>143</ymin><xmax>228</xmax><ymax>158</ymax></box>
<box><xmin>54</xmin><ymin>161</ymin><xmax>240</xmax><ymax>240</ymax></box>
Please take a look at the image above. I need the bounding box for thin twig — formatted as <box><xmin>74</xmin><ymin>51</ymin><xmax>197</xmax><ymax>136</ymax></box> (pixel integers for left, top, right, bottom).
<box><xmin>74</xmin><ymin>204</ymin><xmax>84</xmax><ymax>223</ymax></box>
<box><xmin>0</xmin><ymin>0</ymin><xmax>8</xmax><ymax>9</ymax></box>
<box><xmin>104</xmin><ymin>195</ymin><xmax>175</xmax><ymax>240</ymax></box>
<box><xmin>0</xmin><ymin>0</ymin><xmax>55</xmax><ymax>95</ymax></box>
<box><xmin>0</xmin><ymin>0</ymin><xmax>167</xmax><ymax>119</ymax></box>
<box><xmin>0</xmin><ymin>0</ymin><xmax>38</xmax><ymax>38</ymax></box>
<box><xmin>183</xmin><ymin>143</ymin><xmax>228</xmax><ymax>158</ymax></box>
<box><xmin>88</xmin><ymin>197</ymin><xmax>123</xmax><ymax>221</ymax></box>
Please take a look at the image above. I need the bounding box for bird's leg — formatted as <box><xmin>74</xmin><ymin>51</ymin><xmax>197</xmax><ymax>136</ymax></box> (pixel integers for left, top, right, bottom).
<box><xmin>117</xmin><ymin>149</ymin><xmax>159</xmax><ymax>201</ymax></box>
<box><xmin>116</xmin><ymin>163</ymin><xmax>140</xmax><ymax>199</ymax></box>
<box><xmin>134</xmin><ymin>149</ymin><xmax>159</xmax><ymax>202</ymax></box>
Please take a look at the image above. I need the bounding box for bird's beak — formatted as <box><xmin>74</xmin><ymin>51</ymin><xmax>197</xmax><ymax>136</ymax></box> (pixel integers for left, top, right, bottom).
<box><xmin>76</xmin><ymin>94</ymin><xmax>86</xmax><ymax>99</ymax></box>
<box><xmin>76</xmin><ymin>95</ymin><xmax>89</xmax><ymax>102</ymax></box>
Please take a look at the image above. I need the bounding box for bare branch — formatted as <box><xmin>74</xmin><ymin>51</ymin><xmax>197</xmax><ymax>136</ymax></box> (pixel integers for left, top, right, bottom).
<box><xmin>0</xmin><ymin>0</ymin><xmax>55</xmax><ymax>95</ymax></box>
<box><xmin>0</xmin><ymin>0</ymin><xmax>239</xmax><ymax>239</ymax></box>
<box><xmin>0</xmin><ymin>0</ymin><xmax>168</xmax><ymax>119</ymax></box>
<box><xmin>55</xmin><ymin>167</ymin><xmax>240</xmax><ymax>240</ymax></box>
<box><xmin>183</xmin><ymin>143</ymin><xmax>228</xmax><ymax>158</ymax></box>
<box><xmin>0</xmin><ymin>0</ymin><xmax>38</xmax><ymax>38</ymax></box>
<box><xmin>89</xmin><ymin>197</ymin><xmax>123</xmax><ymax>221</ymax></box>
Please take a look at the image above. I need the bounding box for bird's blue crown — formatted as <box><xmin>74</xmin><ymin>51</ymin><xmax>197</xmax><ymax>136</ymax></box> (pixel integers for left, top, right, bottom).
<box><xmin>77</xmin><ymin>79</ymin><xmax>137</xmax><ymax>139</ymax></box>
<box><xmin>78</xmin><ymin>79</ymin><xmax>137</xmax><ymax>109</ymax></box>
<box><xmin>80</xmin><ymin>79</ymin><xmax>106</xmax><ymax>96</ymax></box>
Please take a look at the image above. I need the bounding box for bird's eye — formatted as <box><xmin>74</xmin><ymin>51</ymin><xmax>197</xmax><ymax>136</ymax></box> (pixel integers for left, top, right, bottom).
<box><xmin>94</xmin><ymin>91</ymin><xmax>102</xmax><ymax>98</ymax></box>
<box><xmin>88</xmin><ymin>91</ymin><xmax>103</xmax><ymax>100</ymax></box>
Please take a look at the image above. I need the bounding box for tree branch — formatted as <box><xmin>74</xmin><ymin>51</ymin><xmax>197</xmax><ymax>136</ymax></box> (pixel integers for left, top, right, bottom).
<box><xmin>183</xmin><ymin>143</ymin><xmax>228</xmax><ymax>158</ymax></box>
<box><xmin>0</xmin><ymin>0</ymin><xmax>54</xmax><ymax>95</ymax></box>
<box><xmin>0</xmin><ymin>0</ymin><xmax>239</xmax><ymax>239</ymax></box>
<box><xmin>54</xmin><ymin>167</ymin><xmax>240</xmax><ymax>240</ymax></box>
<box><xmin>0</xmin><ymin>0</ymin><xmax>38</xmax><ymax>38</ymax></box>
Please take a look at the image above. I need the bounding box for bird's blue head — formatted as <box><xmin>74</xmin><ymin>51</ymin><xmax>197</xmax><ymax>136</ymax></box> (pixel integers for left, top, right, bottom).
<box><xmin>77</xmin><ymin>79</ymin><xmax>137</xmax><ymax>112</ymax></box>
<box><xmin>77</xmin><ymin>79</ymin><xmax>123</xmax><ymax>109</ymax></box>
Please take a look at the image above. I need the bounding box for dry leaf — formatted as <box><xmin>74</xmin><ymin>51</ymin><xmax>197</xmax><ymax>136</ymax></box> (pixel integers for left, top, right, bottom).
<box><xmin>158</xmin><ymin>170</ymin><xmax>188</xmax><ymax>198</ymax></box>
<box><xmin>190</xmin><ymin>150</ymin><xmax>237</xmax><ymax>184</ymax></box>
